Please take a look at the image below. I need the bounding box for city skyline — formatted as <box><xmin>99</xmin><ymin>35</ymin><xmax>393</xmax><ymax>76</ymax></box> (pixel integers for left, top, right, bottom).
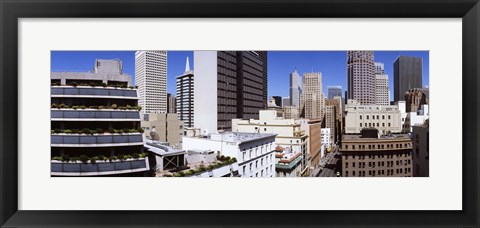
<box><xmin>51</xmin><ymin>51</ymin><xmax>429</xmax><ymax>101</ymax></box>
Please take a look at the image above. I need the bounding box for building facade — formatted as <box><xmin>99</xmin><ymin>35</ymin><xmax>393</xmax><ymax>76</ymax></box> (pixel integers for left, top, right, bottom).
<box><xmin>182</xmin><ymin>131</ymin><xmax>277</xmax><ymax>177</ymax></box>
<box><xmin>340</xmin><ymin>129</ymin><xmax>413</xmax><ymax>177</ymax></box>
<box><xmin>405</xmin><ymin>88</ymin><xmax>429</xmax><ymax>113</ymax></box>
<box><xmin>300</xmin><ymin>119</ymin><xmax>323</xmax><ymax>175</ymax></box>
<box><xmin>232</xmin><ymin>110</ymin><xmax>309</xmax><ymax>176</ymax></box>
<box><xmin>301</xmin><ymin>72</ymin><xmax>323</xmax><ymax>120</ymax></box>
<box><xmin>167</xmin><ymin>93</ymin><xmax>176</xmax><ymax>114</ymax></box>
<box><xmin>324</xmin><ymin>105</ymin><xmax>336</xmax><ymax>143</ymax></box>
<box><xmin>327</xmin><ymin>86</ymin><xmax>342</xmax><ymax>100</ymax></box>
<box><xmin>347</xmin><ymin>51</ymin><xmax>375</xmax><ymax>105</ymax></box>
<box><xmin>194</xmin><ymin>51</ymin><xmax>267</xmax><ymax>132</ymax></box>
<box><xmin>412</xmin><ymin>123</ymin><xmax>429</xmax><ymax>177</ymax></box>
<box><xmin>141</xmin><ymin>113</ymin><xmax>184</xmax><ymax>147</ymax></box>
<box><xmin>176</xmin><ymin>57</ymin><xmax>194</xmax><ymax>127</ymax></box>
<box><xmin>325</xmin><ymin>97</ymin><xmax>343</xmax><ymax>143</ymax></box>
<box><xmin>374</xmin><ymin>63</ymin><xmax>390</xmax><ymax>106</ymax></box>
<box><xmin>283</xmin><ymin>97</ymin><xmax>291</xmax><ymax>107</ymax></box>
<box><xmin>394</xmin><ymin>56</ymin><xmax>423</xmax><ymax>102</ymax></box>
<box><xmin>283</xmin><ymin>105</ymin><xmax>300</xmax><ymax>119</ymax></box>
<box><xmin>344</xmin><ymin>99</ymin><xmax>402</xmax><ymax>134</ymax></box>
<box><xmin>51</xmin><ymin>59</ymin><xmax>149</xmax><ymax>176</ymax></box>
<box><xmin>289</xmin><ymin>69</ymin><xmax>302</xmax><ymax>107</ymax></box>
<box><xmin>135</xmin><ymin>51</ymin><xmax>168</xmax><ymax>114</ymax></box>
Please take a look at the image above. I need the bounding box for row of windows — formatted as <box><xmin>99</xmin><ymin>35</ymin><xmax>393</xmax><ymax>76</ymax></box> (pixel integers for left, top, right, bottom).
<box><xmin>345</xmin><ymin>159</ymin><xmax>411</xmax><ymax>169</ymax></box>
<box><xmin>343</xmin><ymin>143</ymin><xmax>412</xmax><ymax>150</ymax></box>
<box><xmin>360</xmin><ymin>122</ymin><xmax>391</xmax><ymax>128</ymax></box>
<box><xmin>242</xmin><ymin>164</ymin><xmax>274</xmax><ymax>177</ymax></box>
<box><xmin>360</xmin><ymin>114</ymin><xmax>391</xmax><ymax>120</ymax></box>
<box><xmin>345</xmin><ymin>167</ymin><xmax>412</xmax><ymax>177</ymax></box>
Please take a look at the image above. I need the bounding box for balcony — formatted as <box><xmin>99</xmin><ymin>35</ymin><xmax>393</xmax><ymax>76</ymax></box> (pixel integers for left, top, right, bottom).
<box><xmin>51</xmin><ymin>157</ymin><xmax>149</xmax><ymax>176</ymax></box>
<box><xmin>51</xmin><ymin>133</ymin><xmax>144</xmax><ymax>147</ymax></box>
<box><xmin>51</xmin><ymin>87</ymin><xmax>137</xmax><ymax>99</ymax></box>
<box><xmin>51</xmin><ymin>109</ymin><xmax>140</xmax><ymax>121</ymax></box>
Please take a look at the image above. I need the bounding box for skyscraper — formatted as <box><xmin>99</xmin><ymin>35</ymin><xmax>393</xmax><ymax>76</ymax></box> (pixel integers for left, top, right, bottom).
<box><xmin>194</xmin><ymin>51</ymin><xmax>267</xmax><ymax>132</ymax></box>
<box><xmin>135</xmin><ymin>51</ymin><xmax>167</xmax><ymax>113</ymax></box>
<box><xmin>347</xmin><ymin>51</ymin><xmax>375</xmax><ymax>105</ymax></box>
<box><xmin>176</xmin><ymin>57</ymin><xmax>194</xmax><ymax>127</ymax></box>
<box><xmin>394</xmin><ymin>56</ymin><xmax>422</xmax><ymax>102</ymax></box>
<box><xmin>289</xmin><ymin>69</ymin><xmax>302</xmax><ymax>107</ymax></box>
<box><xmin>327</xmin><ymin>86</ymin><xmax>342</xmax><ymax>99</ymax></box>
<box><xmin>374</xmin><ymin>62</ymin><xmax>390</xmax><ymax>105</ymax></box>
<box><xmin>167</xmin><ymin>93</ymin><xmax>176</xmax><ymax>113</ymax></box>
<box><xmin>301</xmin><ymin>72</ymin><xmax>323</xmax><ymax>120</ymax></box>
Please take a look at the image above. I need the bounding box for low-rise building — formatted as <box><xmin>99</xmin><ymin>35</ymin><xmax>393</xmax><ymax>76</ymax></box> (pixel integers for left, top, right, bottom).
<box><xmin>182</xmin><ymin>130</ymin><xmax>277</xmax><ymax>177</ymax></box>
<box><xmin>141</xmin><ymin>113</ymin><xmax>184</xmax><ymax>147</ymax></box>
<box><xmin>300</xmin><ymin>119</ymin><xmax>322</xmax><ymax>176</ymax></box>
<box><xmin>340</xmin><ymin>129</ymin><xmax>413</xmax><ymax>177</ymax></box>
<box><xmin>345</xmin><ymin>99</ymin><xmax>402</xmax><ymax>134</ymax></box>
<box><xmin>232</xmin><ymin>110</ymin><xmax>309</xmax><ymax>176</ymax></box>
<box><xmin>274</xmin><ymin>146</ymin><xmax>303</xmax><ymax>177</ymax></box>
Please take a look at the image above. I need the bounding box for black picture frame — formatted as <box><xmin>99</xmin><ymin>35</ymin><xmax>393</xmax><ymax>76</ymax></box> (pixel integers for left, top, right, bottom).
<box><xmin>1</xmin><ymin>0</ymin><xmax>479</xmax><ymax>227</ymax></box>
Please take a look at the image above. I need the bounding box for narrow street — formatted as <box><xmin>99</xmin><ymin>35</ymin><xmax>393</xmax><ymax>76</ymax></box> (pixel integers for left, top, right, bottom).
<box><xmin>317</xmin><ymin>145</ymin><xmax>341</xmax><ymax>177</ymax></box>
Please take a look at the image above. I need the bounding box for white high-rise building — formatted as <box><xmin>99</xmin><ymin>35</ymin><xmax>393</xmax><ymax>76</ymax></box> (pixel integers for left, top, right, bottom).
<box><xmin>289</xmin><ymin>69</ymin><xmax>302</xmax><ymax>107</ymax></box>
<box><xmin>135</xmin><ymin>51</ymin><xmax>167</xmax><ymax>114</ymax></box>
<box><xmin>374</xmin><ymin>62</ymin><xmax>390</xmax><ymax>106</ymax></box>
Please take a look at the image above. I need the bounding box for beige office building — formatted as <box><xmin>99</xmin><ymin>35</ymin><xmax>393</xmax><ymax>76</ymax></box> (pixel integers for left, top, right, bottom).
<box><xmin>324</xmin><ymin>105</ymin><xmax>336</xmax><ymax>143</ymax></box>
<box><xmin>325</xmin><ymin>97</ymin><xmax>343</xmax><ymax>142</ymax></box>
<box><xmin>340</xmin><ymin>129</ymin><xmax>413</xmax><ymax>177</ymax></box>
<box><xmin>283</xmin><ymin>105</ymin><xmax>300</xmax><ymax>119</ymax></box>
<box><xmin>347</xmin><ymin>51</ymin><xmax>375</xmax><ymax>105</ymax></box>
<box><xmin>375</xmin><ymin>74</ymin><xmax>390</xmax><ymax>106</ymax></box>
<box><xmin>301</xmin><ymin>72</ymin><xmax>323</xmax><ymax>120</ymax></box>
<box><xmin>142</xmin><ymin>113</ymin><xmax>184</xmax><ymax>147</ymax></box>
<box><xmin>232</xmin><ymin>110</ymin><xmax>309</xmax><ymax>176</ymax></box>
<box><xmin>344</xmin><ymin>99</ymin><xmax>401</xmax><ymax>134</ymax></box>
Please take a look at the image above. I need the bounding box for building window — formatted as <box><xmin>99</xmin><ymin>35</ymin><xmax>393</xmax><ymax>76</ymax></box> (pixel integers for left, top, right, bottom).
<box><xmin>366</xmin><ymin>115</ymin><xmax>369</xmax><ymax>120</ymax></box>
<box><xmin>360</xmin><ymin>115</ymin><xmax>362</xmax><ymax>120</ymax></box>
<box><xmin>388</xmin><ymin>115</ymin><xmax>391</xmax><ymax>120</ymax></box>
<box><xmin>360</xmin><ymin>123</ymin><xmax>362</xmax><ymax>127</ymax></box>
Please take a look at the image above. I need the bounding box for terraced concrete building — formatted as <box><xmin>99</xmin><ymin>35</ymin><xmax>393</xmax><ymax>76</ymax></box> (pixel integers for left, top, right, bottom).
<box><xmin>50</xmin><ymin>59</ymin><xmax>150</xmax><ymax>176</ymax></box>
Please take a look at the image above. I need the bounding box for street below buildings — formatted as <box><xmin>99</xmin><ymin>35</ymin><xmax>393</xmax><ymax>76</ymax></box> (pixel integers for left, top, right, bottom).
<box><xmin>317</xmin><ymin>145</ymin><xmax>341</xmax><ymax>177</ymax></box>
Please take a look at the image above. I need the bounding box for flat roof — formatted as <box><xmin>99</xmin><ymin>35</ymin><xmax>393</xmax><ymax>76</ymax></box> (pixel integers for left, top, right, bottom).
<box><xmin>342</xmin><ymin>134</ymin><xmax>411</xmax><ymax>142</ymax></box>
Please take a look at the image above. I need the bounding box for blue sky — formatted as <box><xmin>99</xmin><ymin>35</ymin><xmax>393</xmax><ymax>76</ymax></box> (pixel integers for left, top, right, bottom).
<box><xmin>51</xmin><ymin>51</ymin><xmax>429</xmax><ymax>100</ymax></box>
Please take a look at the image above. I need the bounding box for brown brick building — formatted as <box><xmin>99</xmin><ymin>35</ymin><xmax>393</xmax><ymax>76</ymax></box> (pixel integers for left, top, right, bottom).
<box><xmin>340</xmin><ymin>129</ymin><xmax>413</xmax><ymax>177</ymax></box>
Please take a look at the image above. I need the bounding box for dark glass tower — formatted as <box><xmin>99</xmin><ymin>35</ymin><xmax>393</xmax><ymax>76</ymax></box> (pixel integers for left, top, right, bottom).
<box><xmin>394</xmin><ymin>56</ymin><xmax>422</xmax><ymax>102</ymax></box>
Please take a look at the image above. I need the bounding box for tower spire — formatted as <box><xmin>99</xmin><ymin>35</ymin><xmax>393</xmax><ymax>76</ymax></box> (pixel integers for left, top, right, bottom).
<box><xmin>185</xmin><ymin>56</ymin><xmax>191</xmax><ymax>73</ymax></box>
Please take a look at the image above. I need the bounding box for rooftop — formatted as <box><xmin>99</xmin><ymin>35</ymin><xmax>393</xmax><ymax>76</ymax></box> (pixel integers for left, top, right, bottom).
<box><xmin>144</xmin><ymin>139</ymin><xmax>185</xmax><ymax>156</ymax></box>
<box><xmin>206</xmin><ymin>131</ymin><xmax>277</xmax><ymax>143</ymax></box>
<box><xmin>342</xmin><ymin>134</ymin><xmax>411</xmax><ymax>142</ymax></box>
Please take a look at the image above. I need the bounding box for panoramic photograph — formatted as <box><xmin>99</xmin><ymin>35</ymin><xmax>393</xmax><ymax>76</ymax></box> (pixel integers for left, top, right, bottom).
<box><xmin>50</xmin><ymin>50</ymin><xmax>429</xmax><ymax>177</ymax></box>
